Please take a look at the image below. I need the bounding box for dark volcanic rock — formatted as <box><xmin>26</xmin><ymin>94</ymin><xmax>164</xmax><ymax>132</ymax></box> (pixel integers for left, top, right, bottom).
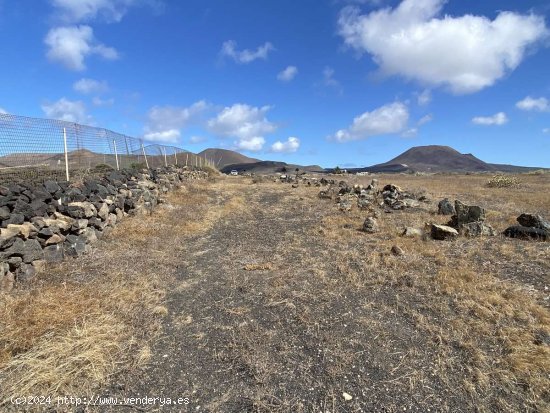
<box><xmin>38</xmin><ymin>227</ymin><xmax>55</xmax><ymax>238</ymax></box>
<box><xmin>517</xmin><ymin>214</ymin><xmax>550</xmax><ymax>232</ymax></box>
<box><xmin>461</xmin><ymin>221</ymin><xmax>495</xmax><ymax>237</ymax></box>
<box><xmin>44</xmin><ymin>180</ymin><xmax>61</xmax><ymax>194</ymax></box>
<box><xmin>64</xmin><ymin>234</ymin><xmax>89</xmax><ymax>257</ymax></box>
<box><xmin>438</xmin><ymin>198</ymin><xmax>455</xmax><ymax>215</ymax></box>
<box><xmin>0</xmin><ymin>166</ymin><xmax>206</xmax><ymax>282</ymax></box>
<box><xmin>30</xmin><ymin>200</ymin><xmax>49</xmax><ymax>217</ymax></box>
<box><xmin>454</xmin><ymin>200</ymin><xmax>485</xmax><ymax>224</ymax></box>
<box><xmin>362</xmin><ymin>217</ymin><xmax>379</xmax><ymax>233</ymax></box>
<box><xmin>13</xmin><ymin>199</ymin><xmax>35</xmax><ymax>220</ymax></box>
<box><xmin>503</xmin><ymin>226</ymin><xmax>548</xmax><ymax>241</ymax></box>
<box><xmin>43</xmin><ymin>245</ymin><xmax>64</xmax><ymax>263</ymax></box>
<box><xmin>446</xmin><ymin>200</ymin><xmax>494</xmax><ymax>237</ymax></box>
<box><xmin>3</xmin><ymin>213</ymin><xmax>25</xmax><ymax>226</ymax></box>
<box><xmin>0</xmin><ymin>196</ymin><xmax>10</xmax><ymax>207</ymax></box>
<box><xmin>1</xmin><ymin>238</ymin><xmax>43</xmax><ymax>263</ymax></box>
<box><xmin>96</xmin><ymin>184</ymin><xmax>110</xmax><ymax>198</ymax></box>
<box><xmin>0</xmin><ymin>206</ymin><xmax>10</xmax><ymax>221</ymax></box>
<box><xmin>32</xmin><ymin>188</ymin><xmax>52</xmax><ymax>202</ymax></box>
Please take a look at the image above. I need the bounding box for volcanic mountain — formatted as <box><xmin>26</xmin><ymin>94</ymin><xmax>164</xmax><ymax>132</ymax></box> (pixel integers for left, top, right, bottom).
<box><xmin>359</xmin><ymin>145</ymin><xmax>542</xmax><ymax>173</ymax></box>
<box><xmin>198</xmin><ymin>148</ymin><xmax>260</xmax><ymax>169</ymax></box>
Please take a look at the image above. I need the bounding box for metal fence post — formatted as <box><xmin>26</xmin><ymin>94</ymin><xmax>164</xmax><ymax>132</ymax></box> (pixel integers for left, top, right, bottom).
<box><xmin>124</xmin><ymin>136</ymin><xmax>130</xmax><ymax>156</ymax></box>
<box><xmin>141</xmin><ymin>142</ymin><xmax>149</xmax><ymax>169</ymax></box>
<box><xmin>163</xmin><ymin>147</ymin><xmax>168</xmax><ymax>167</ymax></box>
<box><xmin>113</xmin><ymin>140</ymin><xmax>120</xmax><ymax>171</ymax></box>
<box><xmin>174</xmin><ymin>152</ymin><xmax>178</xmax><ymax>165</ymax></box>
<box><xmin>186</xmin><ymin>153</ymin><xmax>188</xmax><ymax>166</ymax></box>
<box><xmin>63</xmin><ymin>127</ymin><xmax>70</xmax><ymax>181</ymax></box>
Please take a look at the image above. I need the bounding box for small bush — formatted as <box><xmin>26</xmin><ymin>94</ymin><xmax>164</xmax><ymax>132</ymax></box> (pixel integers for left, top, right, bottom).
<box><xmin>129</xmin><ymin>162</ymin><xmax>147</xmax><ymax>170</ymax></box>
<box><xmin>201</xmin><ymin>166</ymin><xmax>220</xmax><ymax>177</ymax></box>
<box><xmin>526</xmin><ymin>169</ymin><xmax>548</xmax><ymax>175</ymax></box>
<box><xmin>91</xmin><ymin>163</ymin><xmax>115</xmax><ymax>173</ymax></box>
<box><xmin>486</xmin><ymin>174</ymin><xmax>520</xmax><ymax>188</ymax></box>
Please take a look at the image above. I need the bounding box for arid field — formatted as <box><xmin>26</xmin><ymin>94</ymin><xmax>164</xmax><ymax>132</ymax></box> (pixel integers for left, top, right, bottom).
<box><xmin>0</xmin><ymin>172</ymin><xmax>549</xmax><ymax>413</ymax></box>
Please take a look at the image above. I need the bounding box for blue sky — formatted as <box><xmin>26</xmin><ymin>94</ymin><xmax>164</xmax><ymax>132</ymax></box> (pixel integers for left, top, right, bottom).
<box><xmin>1</xmin><ymin>0</ymin><xmax>549</xmax><ymax>167</ymax></box>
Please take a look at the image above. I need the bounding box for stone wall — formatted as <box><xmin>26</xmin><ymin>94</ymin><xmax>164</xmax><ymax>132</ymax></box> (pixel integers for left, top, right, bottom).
<box><xmin>0</xmin><ymin>166</ymin><xmax>208</xmax><ymax>291</ymax></box>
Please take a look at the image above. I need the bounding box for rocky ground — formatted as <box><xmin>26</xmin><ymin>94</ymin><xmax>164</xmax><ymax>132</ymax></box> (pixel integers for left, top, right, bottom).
<box><xmin>1</xmin><ymin>173</ymin><xmax>549</xmax><ymax>412</ymax></box>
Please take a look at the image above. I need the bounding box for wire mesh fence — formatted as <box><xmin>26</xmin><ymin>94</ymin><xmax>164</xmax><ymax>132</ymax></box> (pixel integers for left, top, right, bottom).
<box><xmin>0</xmin><ymin>113</ymin><xmax>213</xmax><ymax>184</ymax></box>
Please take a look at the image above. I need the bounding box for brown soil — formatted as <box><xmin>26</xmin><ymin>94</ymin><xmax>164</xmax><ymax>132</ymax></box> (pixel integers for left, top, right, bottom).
<box><xmin>2</xmin><ymin>174</ymin><xmax>549</xmax><ymax>413</ymax></box>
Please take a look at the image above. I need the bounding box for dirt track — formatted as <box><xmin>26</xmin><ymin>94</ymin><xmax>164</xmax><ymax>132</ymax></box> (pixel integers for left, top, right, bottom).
<box><xmin>93</xmin><ymin>176</ymin><xmax>549</xmax><ymax>413</ymax></box>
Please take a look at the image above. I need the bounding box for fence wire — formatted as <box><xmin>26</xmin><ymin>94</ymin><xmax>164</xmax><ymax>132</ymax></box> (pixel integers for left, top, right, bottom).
<box><xmin>0</xmin><ymin>113</ymin><xmax>213</xmax><ymax>184</ymax></box>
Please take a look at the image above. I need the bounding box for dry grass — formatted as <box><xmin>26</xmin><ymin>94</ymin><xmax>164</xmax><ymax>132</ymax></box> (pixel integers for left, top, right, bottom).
<box><xmin>243</xmin><ymin>262</ymin><xmax>274</xmax><ymax>271</ymax></box>
<box><xmin>1</xmin><ymin>315</ymin><xmax>132</xmax><ymax>397</ymax></box>
<box><xmin>0</xmin><ymin>179</ymin><xmax>245</xmax><ymax>406</ymax></box>
<box><xmin>313</xmin><ymin>173</ymin><xmax>550</xmax><ymax>411</ymax></box>
<box><xmin>0</xmin><ymin>173</ymin><xmax>548</xmax><ymax>412</ymax></box>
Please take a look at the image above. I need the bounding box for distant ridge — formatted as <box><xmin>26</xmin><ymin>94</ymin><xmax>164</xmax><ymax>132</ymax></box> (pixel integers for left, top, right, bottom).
<box><xmin>354</xmin><ymin>145</ymin><xmax>546</xmax><ymax>173</ymax></box>
<box><xmin>198</xmin><ymin>148</ymin><xmax>259</xmax><ymax>169</ymax></box>
<box><xmin>220</xmin><ymin>160</ymin><xmax>323</xmax><ymax>175</ymax></box>
<box><xmin>382</xmin><ymin>145</ymin><xmax>488</xmax><ymax>172</ymax></box>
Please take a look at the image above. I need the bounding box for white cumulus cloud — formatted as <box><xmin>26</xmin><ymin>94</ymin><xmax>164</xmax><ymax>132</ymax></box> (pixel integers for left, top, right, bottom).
<box><xmin>516</xmin><ymin>96</ymin><xmax>549</xmax><ymax>112</ymax></box>
<box><xmin>236</xmin><ymin>137</ymin><xmax>265</xmax><ymax>152</ymax></box>
<box><xmin>337</xmin><ymin>0</ymin><xmax>549</xmax><ymax>94</ymax></box>
<box><xmin>417</xmin><ymin>89</ymin><xmax>432</xmax><ymax>106</ymax></box>
<box><xmin>42</xmin><ymin>98</ymin><xmax>91</xmax><ymax>124</ymax></box>
<box><xmin>323</xmin><ymin>67</ymin><xmax>340</xmax><ymax>88</ymax></box>
<box><xmin>207</xmin><ymin>104</ymin><xmax>277</xmax><ymax>152</ymax></box>
<box><xmin>221</xmin><ymin>40</ymin><xmax>274</xmax><ymax>64</ymax></box>
<box><xmin>50</xmin><ymin>0</ymin><xmax>163</xmax><ymax>23</ymax></box>
<box><xmin>331</xmin><ymin>102</ymin><xmax>409</xmax><ymax>142</ymax></box>
<box><xmin>143</xmin><ymin>129</ymin><xmax>180</xmax><ymax>142</ymax></box>
<box><xmin>0</xmin><ymin>107</ymin><xmax>8</xmax><ymax>115</ymax></box>
<box><xmin>271</xmin><ymin>137</ymin><xmax>300</xmax><ymax>153</ymax></box>
<box><xmin>73</xmin><ymin>78</ymin><xmax>109</xmax><ymax>94</ymax></box>
<box><xmin>143</xmin><ymin>101</ymin><xmax>209</xmax><ymax>143</ymax></box>
<box><xmin>277</xmin><ymin>66</ymin><xmax>298</xmax><ymax>82</ymax></box>
<box><xmin>45</xmin><ymin>25</ymin><xmax>118</xmax><ymax>71</ymax></box>
<box><xmin>472</xmin><ymin>112</ymin><xmax>508</xmax><ymax>126</ymax></box>
<box><xmin>417</xmin><ymin>114</ymin><xmax>433</xmax><ymax>126</ymax></box>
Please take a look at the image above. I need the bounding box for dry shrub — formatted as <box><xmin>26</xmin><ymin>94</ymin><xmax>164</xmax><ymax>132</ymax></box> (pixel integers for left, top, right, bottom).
<box><xmin>201</xmin><ymin>165</ymin><xmax>220</xmax><ymax>178</ymax></box>
<box><xmin>486</xmin><ymin>174</ymin><xmax>521</xmax><ymax>188</ymax></box>
<box><xmin>526</xmin><ymin>169</ymin><xmax>548</xmax><ymax>175</ymax></box>
<box><xmin>243</xmin><ymin>262</ymin><xmax>273</xmax><ymax>271</ymax></box>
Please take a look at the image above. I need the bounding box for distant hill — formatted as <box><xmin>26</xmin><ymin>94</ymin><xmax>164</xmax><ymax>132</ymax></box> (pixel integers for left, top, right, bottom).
<box><xmin>198</xmin><ymin>148</ymin><xmax>259</xmax><ymax>169</ymax></box>
<box><xmin>376</xmin><ymin>145</ymin><xmax>489</xmax><ymax>172</ymax></box>
<box><xmin>353</xmin><ymin>145</ymin><xmax>546</xmax><ymax>173</ymax></box>
<box><xmin>0</xmin><ymin>149</ymin><xmax>108</xmax><ymax>168</ymax></box>
<box><xmin>220</xmin><ymin>160</ymin><xmax>323</xmax><ymax>175</ymax></box>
